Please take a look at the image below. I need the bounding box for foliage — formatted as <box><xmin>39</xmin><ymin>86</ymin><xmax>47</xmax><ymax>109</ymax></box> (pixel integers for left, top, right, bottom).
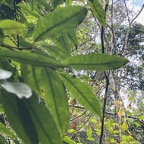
<box><xmin>0</xmin><ymin>0</ymin><xmax>133</xmax><ymax>144</ymax></box>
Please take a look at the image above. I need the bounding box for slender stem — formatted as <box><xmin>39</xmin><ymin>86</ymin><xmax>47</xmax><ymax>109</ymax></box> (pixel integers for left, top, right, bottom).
<box><xmin>101</xmin><ymin>26</ymin><xmax>105</xmax><ymax>53</ymax></box>
<box><xmin>99</xmin><ymin>2</ymin><xmax>109</xmax><ymax>143</ymax></box>
<box><xmin>99</xmin><ymin>72</ymin><xmax>109</xmax><ymax>144</ymax></box>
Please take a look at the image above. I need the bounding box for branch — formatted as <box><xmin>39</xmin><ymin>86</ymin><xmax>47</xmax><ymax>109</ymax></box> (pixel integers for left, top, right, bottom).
<box><xmin>99</xmin><ymin>72</ymin><xmax>109</xmax><ymax>144</ymax></box>
<box><xmin>70</xmin><ymin>110</ymin><xmax>87</xmax><ymax>121</ymax></box>
<box><xmin>69</xmin><ymin>105</ymin><xmax>85</xmax><ymax>109</ymax></box>
<box><xmin>99</xmin><ymin>2</ymin><xmax>109</xmax><ymax>143</ymax></box>
<box><xmin>123</xmin><ymin>3</ymin><xmax>144</xmax><ymax>53</ymax></box>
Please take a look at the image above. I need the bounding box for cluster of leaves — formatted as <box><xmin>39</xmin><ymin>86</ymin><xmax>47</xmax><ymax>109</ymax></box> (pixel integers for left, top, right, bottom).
<box><xmin>115</xmin><ymin>23</ymin><xmax>144</xmax><ymax>90</ymax></box>
<box><xmin>0</xmin><ymin>0</ymin><xmax>128</xmax><ymax>143</ymax></box>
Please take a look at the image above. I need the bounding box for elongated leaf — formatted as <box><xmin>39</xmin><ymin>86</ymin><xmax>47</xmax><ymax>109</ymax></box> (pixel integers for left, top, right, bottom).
<box><xmin>0</xmin><ymin>134</ymin><xmax>8</xmax><ymax>144</ymax></box>
<box><xmin>88</xmin><ymin>0</ymin><xmax>106</xmax><ymax>27</ymax></box>
<box><xmin>0</xmin><ymin>28</ymin><xmax>4</xmax><ymax>44</ymax></box>
<box><xmin>60</xmin><ymin>73</ymin><xmax>102</xmax><ymax>118</ymax></box>
<box><xmin>18</xmin><ymin>3</ymin><xmax>40</xmax><ymax>18</ymax></box>
<box><xmin>63</xmin><ymin>53</ymin><xmax>128</xmax><ymax>71</ymax></box>
<box><xmin>63</xmin><ymin>136</ymin><xmax>76</xmax><ymax>144</ymax></box>
<box><xmin>50</xmin><ymin>0</ymin><xmax>64</xmax><ymax>9</ymax></box>
<box><xmin>29</xmin><ymin>0</ymin><xmax>37</xmax><ymax>11</ymax></box>
<box><xmin>0</xmin><ymin>123</ymin><xmax>16</xmax><ymax>139</ymax></box>
<box><xmin>0</xmin><ymin>49</ymin><xmax>66</xmax><ymax>68</ymax></box>
<box><xmin>0</xmin><ymin>80</ymin><xmax>32</xmax><ymax>99</ymax></box>
<box><xmin>0</xmin><ymin>20</ymin><xmax>26</xmax><ymax>36</ymax></box>
<box><xmin>21</xmin><ymin>65</ymin><xmax>69</xmax><ymax>136</ymax></box>
<box><xmin>86</xmin><ymin>128</ymin><xmax>94</xmax><ymax>141</ymax></box>
<box><xmin>43</xmin><ymin>45</ymin><xmax>70</xmax><ymax>61</ymax></box>
<box><xmin>58</xmin><ymin>34</ymin><xmax>73</xmax><ymax>53</ymax></box>
<box><xmin>68</xmin><ymin>30</ymin><xmax>78</xmax><ymax>49</ymax></box>
<box><xmin>1</xmin><ymin>90</ymin><xmax>62</xmax><ymax>144</ymax></box>
<box><xmin>0</xmin><ymin>69</ymin><xmax>12</xmax><ymax>80</ymax></box>
<box><xmin>33</xmin><ymin>6</ymin><xmax>87</xmax><ymax>42</ymax></box>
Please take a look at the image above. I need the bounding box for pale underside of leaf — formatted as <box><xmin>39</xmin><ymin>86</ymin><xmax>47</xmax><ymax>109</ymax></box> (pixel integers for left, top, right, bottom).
<box><xmin>0</xmin><ymin>69</ymin><xmax>12</xmax><ymax>80</ymax></box>
<box><xmin>0</xmin><ymin>80</ymin><xmax>32</xmax><ymax>99</ymax></box>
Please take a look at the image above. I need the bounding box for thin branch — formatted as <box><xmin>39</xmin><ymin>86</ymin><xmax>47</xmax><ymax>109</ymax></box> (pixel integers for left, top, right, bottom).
<box><xmin>123</xmin><ymin>3</ymin><xmax>144</xmax><ymax>53</ymax></box>
<box><xmin>99</xmin><ymin>72</ymin><xmax>109</xmax><ymax>144</ymax></box>
<box><xmin>75</xmin><ymin>114</ymin><xmax>92</xmax><ymax>132</ymax></box>
<box><xmin>69</xmin><ymin>105</ymin><xmax>85</xmax><ymax>109</ymax></box>
<box><xmin>70</xmin><ymin>110</ymin><xmax>87</xmax><ymax>121</ymax></box>
<box><xmin>99</xmin><ymin>3</ymin><xmax>109</xmax><ymax>143</ymax></box>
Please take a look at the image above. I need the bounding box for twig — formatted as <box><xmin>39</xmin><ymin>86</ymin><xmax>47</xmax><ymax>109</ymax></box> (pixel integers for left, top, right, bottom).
<box><xmin>70</xmin><ymin>110</ymin><xmax>87</xmax><ymax>121</ymax></box>
<box><xmin>123</xmin><ymin>3</ymin><xmax>144</xmax><ymax>54</ymax></box>
<box><xmin>75</xmin><ymin>114</ymin><xmax>92</xmax><ymax>132</ymax></box>
<box><xmin>69</xmin><ymin>105</ymin><xmax>85</xmax><ymax>109</ymax></box>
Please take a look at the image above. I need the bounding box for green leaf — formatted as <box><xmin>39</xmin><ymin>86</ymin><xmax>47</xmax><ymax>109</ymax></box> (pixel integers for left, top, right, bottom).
<box><xmin>0</xmin><ymin>123</ymin><xmax>16</xmax><ymax>139</ymax></box>
<box><xmin>50</xmin><ymin>0</ymin><xmax>64</xmax><ymax>9</ymax></box>
<box><xmin>0</xmin><ymin>69</ymin><xmax>12</xmax><ymax>80</ymax></box>
<box><xmin>0</xmin><ymin>80</ymin><xmax>32</xmax><ymax>99</ymax></box>
<box><xmin>0</xmin><ymin>28</ymin><xmax>4</xmax><ymax>44</ymax></box>
<box><xmin>1</xmin><ymin>90</ymin><xmax>62</xmax><ymax>144</ymax></box>
<box><xmin>0</xmin><ymin>49</ymin><xmax>66</xmax><ymax>68</ymax></box>
<box><xmin>121</xmin><ymin>120</ymin><xmax>128</xmax><ymax>132</ymax></box>
<box><xmin>60</xmin><ymin>73</ymin><xmax>102</xmax><ymax>118</ymax></box>
<box><xmin>0</xmin><ymin>20</ymin><xmax>26</xmax><ymax>36</ymax></box>
<box><xmin>68</xmin><ymin>30</ymin><xmax>78</xmax><ymax>49</ymax></box>
<box><xmin>58</xmin><ymin>34</ymin><xmax>73</xmax><ymax>53</ymax></box>
<box><xmin>88</xmin><ymin>0</ymin><xmax>106</xmax><ymax>27</ymax></box>
<box><xmin>43</xmin><ymin>45</ymin><xmax>70</xmax><ymax>61</ymax></box>
<box><xmin>138</xmin><ymin>115</ymin><xmax>144</xmax><ymax>121</ymax></box>
<box><xmin>0</xmin><ymin>134</ymin><xmax>8</xmax><ymax>144</ymax></box>
<box><xmin>65</xmin><ymin>0</ymin><xmax>72</xmax><ymax>6</ymax></box>
<box><xmin>86</xmin><ymin>128</ymin><xmax>94</xmax><ymax>141</ymax></box>
<box><xmin>63</xmin><ymin>136</ymin><xmax>76</xmax><ymax>144</ymax></box>
<box><xmin>29</xmin><ymin>0</ymin><xmax>37</xmax><ymax>11</ymax></box>
<box><xmin>33</xmin><ymin>6</ymin><xmax>87</xmax><ymax>42</ymax></box>
<box><xmin>21</xmin><ymin>66</ymin><xmax>69</xmax><ymax>136</ymax></box>
<box><xmin>63</xmin><ymin>53</ymin><xmax>128</xmax><ymax>71</ymax></box>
